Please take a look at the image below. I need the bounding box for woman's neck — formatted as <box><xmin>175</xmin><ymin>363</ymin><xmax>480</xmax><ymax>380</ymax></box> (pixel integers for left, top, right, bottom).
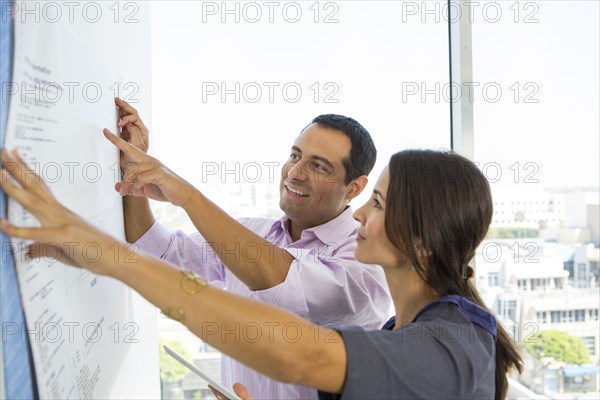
<box><xmin>385</xmin><ymin>265</ymin><xmax>439</xmax><ymax>330</ymax></box>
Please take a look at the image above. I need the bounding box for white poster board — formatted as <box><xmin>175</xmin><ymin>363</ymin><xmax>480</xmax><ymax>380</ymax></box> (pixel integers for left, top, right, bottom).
<box><xmin>4</xmin><ymin>2</ymin><xmax>158</xmax><ymax>398</ymax></box>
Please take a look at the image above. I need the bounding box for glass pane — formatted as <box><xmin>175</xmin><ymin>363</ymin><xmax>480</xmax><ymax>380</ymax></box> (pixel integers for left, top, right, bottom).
<box><xmin>150</xmin><ymin>1</ymin><xmax>451</xmax><ymax>398</ymax></box>
<box><xmin>472</xmin><ymin>1</ymin><xmax>600</xmax><ymax>397</ymax></box>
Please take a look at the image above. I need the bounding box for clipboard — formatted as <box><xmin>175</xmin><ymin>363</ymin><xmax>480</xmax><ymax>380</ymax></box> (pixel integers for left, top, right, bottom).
<box><xmin>163</xmin><ymin>344</ymin><xmax>241</xmax><ymax>400</ymax></box>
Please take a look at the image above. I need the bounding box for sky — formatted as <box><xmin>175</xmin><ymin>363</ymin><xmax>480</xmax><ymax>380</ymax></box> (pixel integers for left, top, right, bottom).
<box><xmin>148</xmin><ymin>1</ymin><xmax>599</xmax><ymax>214</ymax></box>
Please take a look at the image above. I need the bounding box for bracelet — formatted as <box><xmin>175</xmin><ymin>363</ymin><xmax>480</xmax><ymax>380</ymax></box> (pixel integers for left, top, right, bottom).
<box><xmin>180</xmin><ymin>270</ymin><xmax>209</xmax><ymax>295</ymax></box>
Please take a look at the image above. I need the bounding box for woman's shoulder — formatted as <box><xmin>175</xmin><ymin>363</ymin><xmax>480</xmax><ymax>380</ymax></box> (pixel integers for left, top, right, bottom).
<box><xmin>336</xmin><ymin>303</ymin><xmax>496</xmax><ymax>399</ymax></box>
<box><xmin>360</xmin><ymin>303</ymin><xmax>496</xmax><ymax>356</ymax></box>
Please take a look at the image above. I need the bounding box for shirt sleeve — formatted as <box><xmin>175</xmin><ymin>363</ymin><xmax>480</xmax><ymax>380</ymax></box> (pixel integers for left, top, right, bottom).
<box><xmin>134</xmin><ymin>221</ymin><xmax>226</xmax><ymax>286</ymax></box>
<box><xmin>330</xmin><ymin>320</ymin><xmax>495</xmax><ymax>400</ymax></box>
<box><xmin>253</xmin><ymin>244</ymin><xmax>391</xmax><ymax>330</ymax></box>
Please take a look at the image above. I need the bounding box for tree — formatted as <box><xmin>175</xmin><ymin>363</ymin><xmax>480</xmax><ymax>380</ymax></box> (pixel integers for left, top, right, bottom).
<box><xmin>159</xmin><ymin>338</ymin><xmax>191</xmax><ymax>383</ymax></box>
<box><xmin>487</xmin><ymin>227</ymin><xmax>539</xmax><ymax>239</ymax></box>
<box><xmin>525</xmin><ymin>330</ymin><xmax>591</xmax><ymax>365</ymax></box>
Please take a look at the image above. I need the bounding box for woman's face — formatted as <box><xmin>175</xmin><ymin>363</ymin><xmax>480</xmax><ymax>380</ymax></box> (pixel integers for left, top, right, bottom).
<box><xmin>353</xmin><ymin>167</ymin><xmax>406</xmax><ymax>269</ymax></box>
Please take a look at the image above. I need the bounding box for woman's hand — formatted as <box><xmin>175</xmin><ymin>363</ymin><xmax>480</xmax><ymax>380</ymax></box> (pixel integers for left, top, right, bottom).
<box><xmin>0</xmin><ymin>149</ymin><xmax>131</xmax><ymax>276</ymax></box>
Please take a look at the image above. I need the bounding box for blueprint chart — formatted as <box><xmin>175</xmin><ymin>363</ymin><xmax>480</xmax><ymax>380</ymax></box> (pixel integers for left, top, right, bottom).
<box><xmin>1</xmin><ymin>0</ymin><xmax>36</xmax><ymax>398</ymax></box>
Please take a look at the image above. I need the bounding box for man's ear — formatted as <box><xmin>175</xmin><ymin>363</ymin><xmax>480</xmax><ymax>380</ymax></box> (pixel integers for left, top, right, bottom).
<box><xmin>345</xmin><ymin>175</ymin><xmax>368</xmax><ymax>201</ymax></box>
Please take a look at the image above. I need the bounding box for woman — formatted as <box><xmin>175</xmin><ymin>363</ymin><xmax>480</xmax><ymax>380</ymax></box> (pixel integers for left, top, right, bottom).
<box><xmin>0</xmin><ymin>144</ymin><xmax>522</xmax><ymax>399</ymax></box>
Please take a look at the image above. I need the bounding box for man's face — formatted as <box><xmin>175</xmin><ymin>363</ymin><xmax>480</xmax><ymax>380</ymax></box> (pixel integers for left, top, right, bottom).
<box><xmin>279</xmin><ymin>123</ymin><xmax>353</xmax><ymax>230</ymax></box>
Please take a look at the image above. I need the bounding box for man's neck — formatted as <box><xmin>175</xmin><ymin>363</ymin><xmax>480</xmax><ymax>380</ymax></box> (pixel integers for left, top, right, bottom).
<box><xmin>288</xmin><ymin>219</ymin><xmax>303</xmax><ymax>242</ymax></box>
<box><xmin>287</xmin><ymin>205</ymin><xmax>350</xmax><ymax>242</ymax></box>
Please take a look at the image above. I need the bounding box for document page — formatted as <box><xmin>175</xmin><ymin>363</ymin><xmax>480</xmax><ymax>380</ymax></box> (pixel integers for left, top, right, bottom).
<box><xmin>4</xmin><ymin>19</ymin><xmax>134</xmax><ymax>399</ymax></box>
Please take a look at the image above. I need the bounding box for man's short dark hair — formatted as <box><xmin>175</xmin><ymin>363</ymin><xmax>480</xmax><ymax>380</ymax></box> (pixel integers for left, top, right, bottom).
<box><xmin>311</xmin><ymin>114</ymin><xmax>377</xmax><ymax>184</ymax></box>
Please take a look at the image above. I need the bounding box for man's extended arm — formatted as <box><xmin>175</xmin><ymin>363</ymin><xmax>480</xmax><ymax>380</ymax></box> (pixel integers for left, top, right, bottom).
<box><xmin>114</xmin><ymin>97</ymin><xmax>155</xmax><ymax>243</ymax></box>
<box><xmin>184</xmin><ymin>190</ymin><xmax>295</xmax><ymax>290</ymax></box>
<box><xmin>106</xmin><ymin>128</ymin><xmax>295</xmax><ymax>290</ymax></box>
<box><xmin>112</xmin><ymin>99</ymin><xmax>291</xmax><ymax>287</ymax></box>
<box><xmin>123</xmin><ymin>196</ymin><xmax>154</xmax><ymax>243</ymax></box>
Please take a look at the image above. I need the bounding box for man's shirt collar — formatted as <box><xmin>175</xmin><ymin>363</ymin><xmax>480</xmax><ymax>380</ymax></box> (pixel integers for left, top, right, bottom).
<box><xmin>273</xmin><ymin>206</ymin><xmax>358</xmax><ymax>244</ymax></box>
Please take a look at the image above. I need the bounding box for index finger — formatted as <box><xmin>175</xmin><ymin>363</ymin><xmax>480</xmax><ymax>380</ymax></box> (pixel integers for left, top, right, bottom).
<box><xmin>103</xmin><ymin>129</ymin><xmax>146</xmax><ymax>161</ymax></box>
<box><xmin>115</xmin><ymin>97</ymin><xmax>140</xmax><ymax>117</ymax></box>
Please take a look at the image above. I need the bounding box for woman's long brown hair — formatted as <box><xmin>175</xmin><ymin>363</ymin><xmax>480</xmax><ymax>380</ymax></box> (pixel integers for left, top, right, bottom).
<box><xmin>385</xmin><ymin>150</ymin><xmax>523</xmax><ymax>399</ymax></box>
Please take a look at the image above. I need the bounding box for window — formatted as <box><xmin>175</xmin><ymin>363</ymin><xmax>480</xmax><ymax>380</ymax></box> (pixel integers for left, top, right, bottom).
<box><xmin>499</xmin><ymin>299</ymin><xmax>517</xmax><ymax>322</ymax></box>
<box><xmin>536</xmin><ymin>312</ymin><xmax>547</xmax><ymax>324</ymax></box>
<box><xmin>554</xmin><ymin>278</ymin><xmax>564</xmax><ymax>290</ymax></box>
<box><xmin>577</xmin><ymin>263</ymin><xmax>587</xmax><ymax>281</ymax></box>
<box><xmin>472</xmin><ymin>7</ymin><xmax>597</xmax><ymax>391</ymax></box>
<box><xmin>581</xmin><ymin>336</ymin><xmax>597</xmax><ymax>356</ymax></box>
<box><xmin>150</xmin><ymin>1</ymin><xmax>451</xmax><ymax>219</ymax></box>
<box><xmin>151</xmin><ymin>1</ymin><xmax>452</xmax><ymax>392</ymax></box>
<box><xmin>489</xmin><ymin>272</ymin><xmax>499</xmax><ymax>287</ymax></box>
<box><xmin>146</xmin><ymin>1</ymin><xmax>599</xmax><ymax>395</ymax></box>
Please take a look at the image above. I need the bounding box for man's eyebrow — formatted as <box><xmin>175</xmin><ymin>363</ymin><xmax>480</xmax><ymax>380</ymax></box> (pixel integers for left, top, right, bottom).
<box><xmin>373</xmin><ymin>189</ymin><xmax>386</xmax><ymax>201</ymax></box>
<box><xmin>311</xmin><ymin>155</ymin><xmax>335</xmax><ymax>170</ymax></box>
<box><xmin>291</xmin><ymin>146</ymin><xmax>335</xmax><ymax>170</ymax></box>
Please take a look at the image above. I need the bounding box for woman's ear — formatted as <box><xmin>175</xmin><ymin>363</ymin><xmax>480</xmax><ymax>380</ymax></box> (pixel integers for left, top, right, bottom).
<box><xmin>414</xmin><ymin>241</ymin><xmax>432</xmax><ymax>266</ymax></box>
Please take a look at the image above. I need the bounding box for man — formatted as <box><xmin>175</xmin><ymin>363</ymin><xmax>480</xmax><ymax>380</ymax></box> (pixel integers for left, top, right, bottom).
<box><xmin>114</xmin><ymin>98</ymin><xmax>391</xmax><ymax>399</ymax></box>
